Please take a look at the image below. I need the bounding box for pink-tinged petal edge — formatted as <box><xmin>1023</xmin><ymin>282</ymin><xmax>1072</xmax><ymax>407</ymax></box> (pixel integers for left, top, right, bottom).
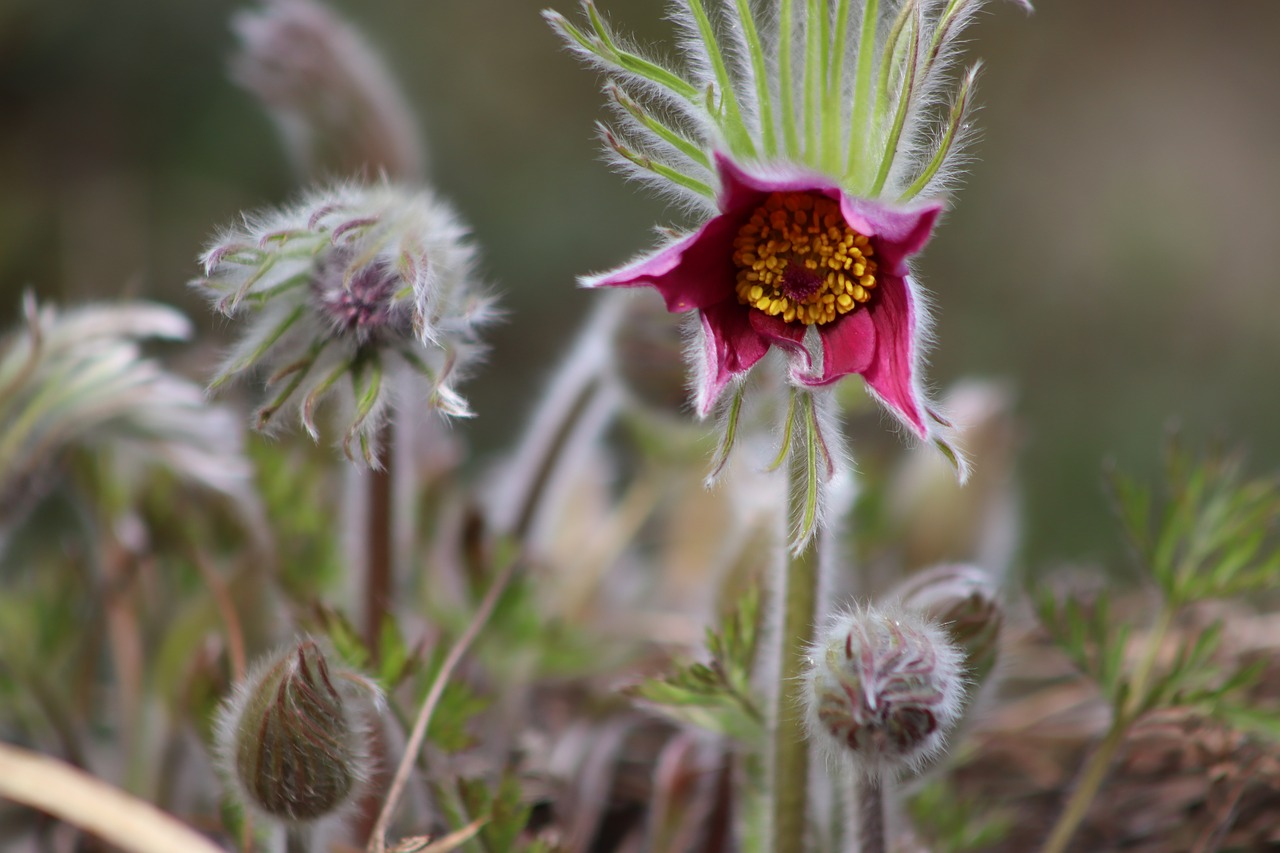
<box><xmin>861</xmin><ymin>275</ymin><xmax>928</xmax><ymax>438</ymax></box>
<box><xmin>714</xmin><ymin>152</ymin><xmax>835</xmax><ymax>213</ymax></box>
<box><xmin>796</xmin><ymin>274</ymin><xmax>927</xmax><ymax>439</ymax></box>
<box><xmin>582</xmin><ymin>215</ymin><xmax>744</xmax><ymax>313</ymax></box>
<box><xmin>838</xmin><ymin>196</ymin><xmax>944</xmax><ymax>275</ymax></box>
<box><xmin>696</xmin><ymin>301</ymin><xmax>769</xmax><ymax>416</ymax></box>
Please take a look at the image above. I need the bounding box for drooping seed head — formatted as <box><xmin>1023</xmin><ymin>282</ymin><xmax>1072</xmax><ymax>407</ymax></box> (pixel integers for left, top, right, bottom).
<box><xmin>193</xmin><ymin>183</ymin><xmax>495</xmax><ymax>463</ymax></box>
<box><xmin>214</xmin><ymin>639</ymin><xmax>380</xmax><ymax>824</ymax></box>
<box><xmin>805</xmin><ymin>606</ymin><xmax>966</xmax><ymax>778</ymax></box>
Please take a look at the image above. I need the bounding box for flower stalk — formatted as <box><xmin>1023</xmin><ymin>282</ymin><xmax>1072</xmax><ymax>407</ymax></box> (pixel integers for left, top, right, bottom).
<box><xmin>366</xmin><ymin>547</ymin><xmax>522</xmax><ymax>853</ymax></box>
<box><xmin>857</xmin><ymin>774</ymin><xmax>886</xmax><ymax>853</ymax></box>
<box><xmin>772</xmin><ymin>404</ymin><xmax>823</xmax><ymax>852</ymax></box>
<box><xmin>365</xmin><ymin>429</ymin><xmax>394</xmax><ymax>660</ymax></box>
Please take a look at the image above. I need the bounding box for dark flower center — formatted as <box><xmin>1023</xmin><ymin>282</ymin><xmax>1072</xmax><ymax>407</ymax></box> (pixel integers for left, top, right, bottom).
<box><xmin>312</xmin><ymin>251</ymin><xmax>412</xmax><ymax>344</ymax></box>
<box><xmin>731</xmin><ymin>191</ymin><xmax>878</xmax><ymax>326</ymax></box>
<box><xmin>779</xmin><ymin>264</ymin><xmax>825</xmax><ymax>302</ymax></box>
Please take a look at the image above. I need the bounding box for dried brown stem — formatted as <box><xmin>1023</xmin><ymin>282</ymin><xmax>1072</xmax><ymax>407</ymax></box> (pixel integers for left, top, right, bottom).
<box><xmin>366</xmin><ymin>551</ymin><xmax>522</xmax><ymax>853</ymax></box>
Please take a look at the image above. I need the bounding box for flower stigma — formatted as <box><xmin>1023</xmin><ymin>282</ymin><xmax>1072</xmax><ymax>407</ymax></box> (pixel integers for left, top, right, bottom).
<box><xmin>732</xmin><ymin>192</ymin><xmax>878</xmax><ymax>326</ymax></box>
<box><xmin>311</xmin><ymin>248</ymin><xmax>412</xmax><ymax>345</ymax></box>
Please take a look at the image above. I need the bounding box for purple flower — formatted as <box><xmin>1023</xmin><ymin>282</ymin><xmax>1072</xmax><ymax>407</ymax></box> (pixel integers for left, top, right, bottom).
<box><xmin>586</xmin><ymin>155</ymin><xmax>941</xmax><ymax>437</ymax></box>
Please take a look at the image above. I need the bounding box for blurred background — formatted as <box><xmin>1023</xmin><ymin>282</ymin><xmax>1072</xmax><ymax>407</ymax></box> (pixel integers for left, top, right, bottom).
<box><xmin>2</xmin><ymin>0</ymin><xmax>1278</xmax><ymax>571</ymax></box>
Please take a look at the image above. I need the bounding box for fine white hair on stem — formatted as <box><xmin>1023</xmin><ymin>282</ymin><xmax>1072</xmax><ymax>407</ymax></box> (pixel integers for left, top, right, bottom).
<box><xmin>486</xmin><ymin>293</ymin><xmax>626</xmax><ymax>543</ymax></box>
<box><xmin>230</xmin><ymin>0</ymin><xmax>425</xmax><ymax>181</ymax></box>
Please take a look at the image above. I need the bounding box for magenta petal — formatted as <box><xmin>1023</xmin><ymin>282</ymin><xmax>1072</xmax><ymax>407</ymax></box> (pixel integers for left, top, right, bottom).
<box><xmin>861</xmin><ymin>275</ymin><xmax>928</xmax><ymax>438</ymax></box>
<box><xmin>716</xmin><ymin>153</ymin><xmax>784</xmax><ymax>212</ymax></box>
<box><xmin>713</xmin><ymin>153</ymin><xmax>943</xmax><ymax>278</ymax></box>
<box><xmin>799</xmin><ymin>309</ymin><xmax>876</xmax><ymax>388</ymax></box>
<box><xmin>584</xmin><ymin>216</ymin><xmax>743</xmax><ymax>312</ymax></box>
<box><xmin>714</xmin><ymin>152</ymin><xmax>838</xmax><ymax>213</ymax></box>
<box><xmin>749</xmin><ymin>311</ymin><xmax>811</xmax><ymax>371</ymax></box>
<box><xmin>839</xmin><ymin>197</ymin><xmax>943</xmax><ymax>275</ymax></box>
<box><xmin>696</xmin><ymin>301</ymin><xmax>768</xmax><ymax>415</ymax></box>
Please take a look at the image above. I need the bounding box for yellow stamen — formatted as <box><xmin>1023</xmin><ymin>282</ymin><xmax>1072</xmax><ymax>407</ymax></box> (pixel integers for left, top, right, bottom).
<box><xmin>732</xmin><ymin>192</ymin><xmax>878</xmax><ymax>326</ymax></box>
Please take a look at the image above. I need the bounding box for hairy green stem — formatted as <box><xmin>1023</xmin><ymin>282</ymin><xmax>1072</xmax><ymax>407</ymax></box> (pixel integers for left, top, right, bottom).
<box><xmin>846</xmin><ymin>0</ymin><xmax>880</xmax><ymax>184</ymax></box>
<box><xmin>803</xmin><ymin>0</ymin><xmax>822</xmax><ymax>156</ymax></box>
<box><xmin>778</xmin><ymin>0</ymin><xmax>799</xmax><ymax>157</ymax></box>
<box><xmin>734</xmin><ymin>0</ymin><xmax>776</xmax><ymax>155</ymax></box>
<box><xmin>364</xmin><ymin>423</ymin><xmax>394</xmax><ymax>663</ymax></box>
<box><xmin>771</xmin><ymin>467</ymin><xmax>820</xmax><ymax>852</ymax></box>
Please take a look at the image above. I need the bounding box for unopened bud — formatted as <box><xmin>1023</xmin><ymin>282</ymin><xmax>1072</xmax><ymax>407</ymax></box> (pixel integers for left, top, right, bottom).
<box><xmin>895</xmin><ymin>563</ymin><xmax>1003</xmax><ymax>684</ymax></box>
<box><xmin>805</xmin><ymin>607</ymin><xmax>966</xmax><ymax>777</ymax></box>
<box><xmin>886</xmin><ymin>381</ymin><xmax>1019</xmax><ymax>579</ymax></box>
<box><xmin>230</xmin><ymin>0</ymin><xmax>424</xmax><ymax>181</ymax></box>
<box><xmin>215</xmin><ymin>639</ymin><xmax>379</xmax><ymax>823</ymax></box>
<box><xmin>609</xmin><ymin>291</ymin><xmax>691</xmax><ymax>421</ymax></box>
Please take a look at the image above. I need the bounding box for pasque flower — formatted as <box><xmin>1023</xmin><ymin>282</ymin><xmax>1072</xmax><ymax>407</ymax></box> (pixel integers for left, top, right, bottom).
<box><xmin>193</xmin><ymin>183</ymin><xmax>493</xmax><ymax>465</ymax></box>
<box><xmin>549</xmin><ymin>0</ymin><xmax>1030</xmax><ymax>468</ymax></box>
<box><xmin>589</xmin><ymin>154</ymin><xmax>940</xmax><ymax>432</ymax></box>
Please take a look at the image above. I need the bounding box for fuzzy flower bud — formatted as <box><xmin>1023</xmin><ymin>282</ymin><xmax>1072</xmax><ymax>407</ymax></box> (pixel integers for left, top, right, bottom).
<box><xmin>193</xmin><ymin>182</ymin><xmax>494</xmax><ymax>464</ymax></box>
<box><xmin>895</xmin><ymin>563</ymin><xmax>1003</xmax><ymax>684</ymax></box>
<box><xmin>608</xmin><ymin>291</ymin><xmax>691</xmax><ymax>421</ymax></box>
<box><xmin>214</xmin><ymin>639</ymin><xmax>380</xmax><ymax>823</ymax></box>
<box><xmin>231</xmin><ymin>0</ymin><xmax>423</xmax><ymax>180</ymax></box>
<box><xmin>805</xmin><ymin>606</ymin><xmax>966</xmax><ymax>777</ymax></box>
<box><xmin>887</xmin><ymin>381</ymin><xmax>1021</xmax><ymax>578</ymax></box>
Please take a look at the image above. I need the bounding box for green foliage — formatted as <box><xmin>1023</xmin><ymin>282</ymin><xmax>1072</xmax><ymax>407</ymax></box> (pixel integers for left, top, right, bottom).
<box><xmin>1108</xmin><ymin>441</ymin><xmax>1280</xmax><ymax>605</ymax></box>
<box><xmin>458</xmin><ymin>773</ymin><xmax>533</xmax><ymax>853</ymax></box>
<box><xmin>1034</xmin><ymin>592</ymin><xmax>1132</xmax><ymax>710</ymax></box>
<box><xmin>249</xmin><ymin>436</ymin><xmax>343</xmax><ymax>597</ymax></box>
<box><xmin>421</xmin><ymin>667</ymin><xmax>490</xmax><ymax>754</ymax></box>
<box><xmin>908</xmin><ymin>777</ymin><xmax>1013</xmax><ymax>853</ymax></box>
<box><xmin>491</xmin><ymin>577</ymin><xmax>596</xmax><ymax>674</ymax></box>
<box><xmin>310</xmin><ymin>604</ymin><xmax>489</xmax><ymax>753</ymax></box>
<box><xmin>1037</xmin><ymin>445</ymin><xmax>1280</xmax><ymax>726</ymax></box>
<box><xmin>628</xmin><ymin>582</ymin><xmax>765</xmax><ymax>742</ymax></box>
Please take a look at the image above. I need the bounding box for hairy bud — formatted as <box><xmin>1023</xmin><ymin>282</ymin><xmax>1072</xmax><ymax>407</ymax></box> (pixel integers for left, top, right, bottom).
<box><xmin>895</xmin><ymin>563</ymin><xmax>1003</xmax><ymax>684</ymax></box>
<box><xmin>215</xmin><ymin>639</ymin><xmax>380</xmax><ymax>823</ymax></box>
<box><xmin>609</xmin><ymin>291</ymin><xmax>691</xmax><ymax>420</ymax></box>
<box><xmin>805</xmin><ymin>606</ymin><xmax>966</xmax><ymax>777</ymax></box>
<box><xmin>231</xmin><ymin>0</ymin><xmax>424</xmax><ymax>181</ymax></box>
